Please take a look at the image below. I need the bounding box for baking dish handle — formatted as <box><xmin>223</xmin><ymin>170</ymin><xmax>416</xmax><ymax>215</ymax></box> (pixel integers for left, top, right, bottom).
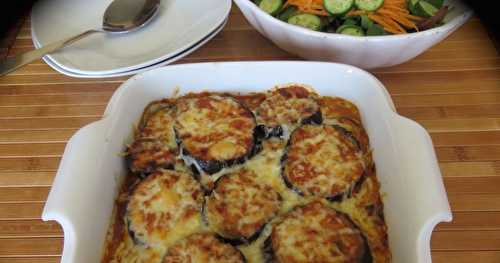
<box><xmin>41</xmin><ymin>119</ymin><xmax>109</xmax><ymax>263</ymax></box>
<box><xmin>391</xmin><ymin>114</ymin><xmax>452</xmax><ymax>262</ymax></box>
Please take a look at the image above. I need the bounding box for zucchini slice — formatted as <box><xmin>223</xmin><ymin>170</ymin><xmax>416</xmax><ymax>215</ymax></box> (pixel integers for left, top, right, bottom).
<box><xmin>416</xmin><ymin>0</ymin><xmax>439</xmax><ymax>17</ymax></box>
<box><xmin>259</xmin><ymin>0</ymin><xmax>283</xmax><ymax>15</ymax></box>
<box><xmin>287</xmin><ymin>13</ymin><xmax>322</xmax><ymax>31</ymax></box>
<box><xmin>324</xmin><ymin>0</ymin><xmax>354</xmax><ymax>15</ymax></box>
<box><xmin>277</xmin><ymin>5</ymin><xmax>299</xmax><ymax>21</ymax></box>
<box><xmin>366</xmin><ymin>24</ymin><xmax>386</xmax><ymax>35</ymax></box>
<box><xmin>355</xmin><ymin>0</ymin><xmax>384</xmax><ymax>11</ymax></box>
<box><xmin>408</xmin><ymin>0</ymin><xmax>419</xmax><ymax>14</ymax></box>
<box><xmin>336</xmin><ymin>25</ymin><xmax>365</xmax><ymax>36</ymax></box>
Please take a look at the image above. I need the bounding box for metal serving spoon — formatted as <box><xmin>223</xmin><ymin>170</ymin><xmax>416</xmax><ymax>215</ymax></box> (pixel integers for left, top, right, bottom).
<box><xmin>0</xmin><ymin>0</ymin><xmax>160</xmax><ymax>76</ymax></box>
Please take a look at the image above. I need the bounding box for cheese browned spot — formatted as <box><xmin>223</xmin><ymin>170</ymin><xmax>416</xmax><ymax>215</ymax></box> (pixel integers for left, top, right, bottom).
<box><xmin>271</xmin><ymin>201</ymin><xmax>367</xmax><ymax>263</ymax></box>
<box><xmin>139</xmin><ymin>106</ymin><xmax>177</xmax><ymax>147</ymax></box>
<box><xmin>128</xmin><ymin>105</ymin><xmax>178</xmax><ymax>174</ymax></box>
<box><xmin>175</xmin><ymin>95</ymin><xmax>256</xmax><ymax>172</ymax></box>
<box><xmin>256</xmin><ymin>86</ymin><xmax>321</xmax><ymax>132</ymax></box>
<box><xmin>126</xmin><ymin>170</ymin><xmax>203</xmax><ymax>248</ymax></box>
<box><xmin>163</xmin><ymin>233</ymin><xmax>245</xmax><ymax>263</ymax></box>
<box><xmin>319</xmin><ymin>97</ymin><xmax>362</xmax><ymax>124</ymax></box>
<box><xmin>319</xmin><ymin>97</ymin><xmax>370</xmax><ymax>153</ymax></box>
<box><xmin>206</xmin><ymin>169</ymin><xmax>281</xmax><ymax>242</ymax></box>
<box><xmin>283</xmin><ymin>124</ymin><xmax>365</xmax><ymax>199</ymax></box>
<box><xmin>235</xmin><ymin>93</ymin><xmax>267</xmax><ymax>114</ymax></box>
<box><xmin>127</xmin><ymin>139</ymin><xmax>177</xmax><ymax>174</ymax></box>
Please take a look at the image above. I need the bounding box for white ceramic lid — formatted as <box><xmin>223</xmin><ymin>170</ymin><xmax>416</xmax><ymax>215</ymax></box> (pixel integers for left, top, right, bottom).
<box><xmin>31</xmin><ymin>0</ymin><xmax>231</xmax><ymax>75</ymax></box>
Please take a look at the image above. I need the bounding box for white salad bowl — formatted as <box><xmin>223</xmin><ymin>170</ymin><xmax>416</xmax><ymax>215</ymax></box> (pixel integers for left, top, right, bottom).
<box><xmin>233</xmin><ymin>0</ymin><xmax>472</xmax><ymax>69</ymax></box>
<box><xmin>42</xmin><ymin>61</ymin><xmax>451</xmax><ymax>263</ymax></box>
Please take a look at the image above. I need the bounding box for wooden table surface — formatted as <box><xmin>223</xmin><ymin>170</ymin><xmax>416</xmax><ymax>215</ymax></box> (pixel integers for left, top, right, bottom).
<box><xmin>0</xmin><ymin>7</ymin><xmax>499</xmax><ymax>263</ymax></box>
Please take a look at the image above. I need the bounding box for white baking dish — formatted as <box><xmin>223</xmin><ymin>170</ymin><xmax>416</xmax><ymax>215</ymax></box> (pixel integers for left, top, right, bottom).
<box><xmin>42</xmin><ymin>61</ymin><xmax>451</xmax><ymax>263</ymax></box>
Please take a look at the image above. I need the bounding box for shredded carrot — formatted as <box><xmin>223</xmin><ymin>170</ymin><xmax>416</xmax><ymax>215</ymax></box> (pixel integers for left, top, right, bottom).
<box><xmin>285</xmin><ymin>0</ymin><xmax>329</xmax><ymax>16</ymax></box>
<box><xmin>284</xmin><ymin>0</ymin><xmax>423</xmax><ymax>34</ymax></box>
<box><xmin>349</xmin><ymin>0</ymin><xmax>422</xmax><ymax>34</ymax></box>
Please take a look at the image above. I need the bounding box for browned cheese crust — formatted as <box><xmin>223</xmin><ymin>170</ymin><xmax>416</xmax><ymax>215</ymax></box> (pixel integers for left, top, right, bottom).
<box><xmin>283</xmin><ymin>124</ymin><xmax>365</xmax><ymax>198</ymax></box>
<box><xmin>175</xmin><ymin>95</ymin><xmax>256</xmax><ymax>162</ymax></box>
<box><xmin>271</xmin><ymin>201</ymin><xmax>367</xmax><ymax>263</ymax></box>
<box><xmin>126</xmin><ymin>170</ymin><xmax>203</xmax><ymax>247</ymax></box>
<box><xmin>256</xmin><ymin>86</ymin><xmax>320</xmax><ymax>129</ymax></box>
<box><xmin>128</xmin><ymin>100</ymin><xmax>178</xmax><ymax>174</ymax></box>
<box><xmin>319</xmin><ymin>97</ymin><xmax>370</xmax><ymax>153</ymax></box>
<box><xmin>163</xmin><ymin>233</ymin><xmax>246</xmax><ymax>263</ymax></box>
<box><xmin>206</xmin><ymin>169</ymin><xmax>282</xmax><ymax>241</ymax></box>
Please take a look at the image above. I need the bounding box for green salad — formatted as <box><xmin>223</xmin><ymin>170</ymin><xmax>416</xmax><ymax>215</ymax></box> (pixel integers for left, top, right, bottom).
<box><xmin>253</xmin><ymin>0</ymin><xmax>449</xmax><ymax>35</ymax></box>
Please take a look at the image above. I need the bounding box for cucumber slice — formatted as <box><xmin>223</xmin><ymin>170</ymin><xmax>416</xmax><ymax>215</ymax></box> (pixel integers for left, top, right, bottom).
<box><xmin>366</xmin><ymin>24</ymin><xmax>385</xmax><ymax>35</ymax></box>
<box><xmin>425</xmin><ymin>0</ymin><xmax>443</xmax><ymax>8</ymax></box>
<box><xmin>416</xmin><ymin>0</ymin><xmax>438</xmax><ymax>17</ymax></box>
<box><xmin>288</xmin><ymin>13</ymin><xmax>322</xmax><ymax>31</ymax></box>
<box><xmin>259</xmin><ymin>0</ymin><xmax>283</xmax><ymax>15</ymax></box>
<box><xmin>355</xmin><ymin>0</ymin><xmax>384</xmax><ymax>11</ymax></box>
<box><xmin>324</xmin><ymin>0</ymin><xmax>354</xmax><ymax>15</ymax></box>
<box><xmin>278</xmin><ymin>6</ymin><xmax>299</xmax><ymax>21</ymax></box>
<box><xmin>343</xmin><ymin>18</ymin><xmax>358</xmax><ymax>26</ymax></box>
<box><xmin>360</xmin><ymin>15</ymin><xmax>373</xmax><ymax>29</ymax></box>
<box><xmin>408</xmin><ymin>0</ymin><xmax>419</xmax><ymax>15</ymax></box>
<box><xmin>336</xmin><ymin>25</ymin><xmax>365</xmax><ymax>36</ymax></box>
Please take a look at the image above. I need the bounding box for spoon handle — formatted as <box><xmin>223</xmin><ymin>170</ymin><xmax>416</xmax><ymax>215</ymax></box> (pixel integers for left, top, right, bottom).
<box><xmin>0</xmin><ymin>29</ymin><xmax>100</xmax><ymax>77</ymax></box>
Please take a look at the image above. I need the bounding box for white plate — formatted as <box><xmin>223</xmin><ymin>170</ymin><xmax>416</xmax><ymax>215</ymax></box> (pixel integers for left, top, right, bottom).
<box><xmin>36</xmin><ymin>18</ymin><xmax>228</xmax><ymax>78</ymax></box>
<box><xmin>42</xmin><ymin>61</ymin><xmax>451</xmax><ymax>263</ymax></box>
<box><xmin>31</xmin><ymin>0</ymin><xmax>231</xmax><ymax>75</ymax></box>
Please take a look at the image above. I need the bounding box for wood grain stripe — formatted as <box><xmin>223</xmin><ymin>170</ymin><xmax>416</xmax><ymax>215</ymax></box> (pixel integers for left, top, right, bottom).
<box><xmin>440</xmin><ymin>162</ymin><xmax>500</xmax><ymax>177</ymax></box>
<box><xmin>0</xmin><ymin>258</ymin><xmax>60</xmax><ymax>263</ymax></box>
<box><xmin>432</xmin><ymin>251</ymin><xmax>500</xmax><ymax>263</ymax></box>
<box><xmin>0</xmin><ymin>238</ymin><xmax>62</xmax><ymax>256</ymax></box>
<box><xmin>0</xmin><ymin>220</ymin><xmax>61</xmax><ymax>238</ymax></box>
<box><xmin>0</xmin><ymin>172</ymin><xmax>55</xmax><ymax>187</ymax></box>
<box><xmin>436</xmin><ymin>211</ymin><xmax>500</xmax><ymax>231</ymax></box>
<box><xmin>431</xmin><ymin>230</ymin><xmax>500</xmax><ymax>251</ymax></box>
<box><xmin>0</xmin><ymin>130</ymin><xmax>77</xmax><ymax>144</ymax></box>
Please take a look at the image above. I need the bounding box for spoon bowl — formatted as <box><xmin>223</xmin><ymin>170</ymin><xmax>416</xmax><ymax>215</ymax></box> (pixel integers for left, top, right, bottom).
<box><xmin>103</xmin><ymin>0</ymin><xmax>160</xmax><ymax>33</ymax></box>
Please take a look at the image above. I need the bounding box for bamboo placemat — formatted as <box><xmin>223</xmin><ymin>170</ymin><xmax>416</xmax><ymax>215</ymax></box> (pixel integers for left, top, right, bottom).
<box><xmin>0</xmin><ymin>8</ymin><xmax>499</xmax><ymax>263</ymax></box>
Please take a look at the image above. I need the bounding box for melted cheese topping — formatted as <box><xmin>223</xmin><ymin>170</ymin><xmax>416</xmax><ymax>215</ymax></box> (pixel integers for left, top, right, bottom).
<box><xmin>128</xmin><ymin>105</ymin><xmax>178</xmax><ymax>174</ymax></box>
<box><xmin>271</xmin><ymin>201</ymin><xmax>366</xmax><ymax>263</ymax></box>
<box><xmin>319</xmin><ymin>97</ymin><xmax>362</xmax><ymax>123</ymax></box>
<box><xmin>126</xmin><ymin>170</ymin><xmax>203</xmax><ymax>248</ymax></box>
<box><xmin>206</xmin><ymin>169</ymin><xmax>281</xmax><ymax>240</ymax></box>
<box><xmin>163</xmin><ymin>233</ymin><xmax>245</xmax><ymax>263</ymax></box>
<box><xmin>284</xmin><ymin>125</ymin><xmax>365</xmax><ymax>198</ymax></box>
<box><xmin>128</xmin><ymin>139</ymin><xmax>177</xmax><ymax>174</ymax></box>
<box><xmin>256</xmin><ymin>86</ymin><xmax>319</xmax><ymax>129</ymax></box>
<box><xmin>140</xmin><ymin>107</ymin><xmax>177</xmax><ymax>149</ymax></box>
<box><xmin>319</xmin><ymin>97</ymin><xmax>370</xmax><ymax>154</ymax></box>
<box><xmin>175</xmin><ymin>95</ymin><xmax>256</xmax><ymax>162</ymax></box>
<box><xmin>104</xmin><ymin>90</ymin><xmax>391</xmax><ymax>263</ymax></box>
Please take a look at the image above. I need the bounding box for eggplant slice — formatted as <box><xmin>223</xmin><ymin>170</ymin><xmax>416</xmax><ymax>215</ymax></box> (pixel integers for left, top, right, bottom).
<box><xmin>319</xmin><ymin>96</ymin><xmax>370</xmax><ymax>153</ymax></box>
<box><xmin>265</xmin><ymin>201</ymin><xmax>370</xmax><ymax>263</ymax></box>
<box><xmin>205</xmin><ymin>169</ymin><xmax>282</xmax><ymax>245</ymax></box>
<box><xmin>162</xmin><ymin>233</ymin><xmax>246</xmax><ymax>263</ymax></box>
<box><xmin>256</xmin><ymin>85</ymin><xmax>322</xmax><ymax>139</ymax></box>
<box><xmin>127</xmin><ymin>103</ymin><xmax>178</xmax><ymax>175</ymax></box>
<box><xmin>282</xmin><ymin>124</ymin><xmax>365</xmax><ymax>199</ymax></box>
<box><xmin>126</xmin><ymin>169</ymin><xmax>203</xmax><ymax>248</ymax></box>
<box><xmin>126</xmin><ymin>139</ymin><xmax>177</xmax><ymax>176</ymax></box>
<box><xmin>175</xmin><ymin>95</ymin><xmax>257</xmax><ymax>174</ymax></box>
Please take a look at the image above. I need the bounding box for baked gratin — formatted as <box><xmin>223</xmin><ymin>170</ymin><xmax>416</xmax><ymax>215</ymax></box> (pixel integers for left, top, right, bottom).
<box><xmin>102</xmin><ymin>85</ymin><xmax>391</xmax><ymax>263</ymax></box>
